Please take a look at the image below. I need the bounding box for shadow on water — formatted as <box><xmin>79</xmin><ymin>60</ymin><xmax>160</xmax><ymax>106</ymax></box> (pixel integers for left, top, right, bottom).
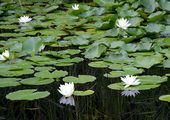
<box><xmin>0</xmin><ymin>61</ymin><xmax>170</xmax><ymax>120</ymax></box>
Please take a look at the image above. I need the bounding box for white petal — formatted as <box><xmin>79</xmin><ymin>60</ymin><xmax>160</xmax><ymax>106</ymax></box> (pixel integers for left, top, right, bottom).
<box><xmin>0</xmin><ymin>55</ymin><xmax>5</xmax><ymax>60</ymax></box>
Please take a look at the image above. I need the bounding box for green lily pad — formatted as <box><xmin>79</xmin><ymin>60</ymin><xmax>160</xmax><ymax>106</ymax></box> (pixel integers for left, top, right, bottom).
<box><xmin>159</xmin><ymin>0</ymin><xmax>170</xmax><ymax>11</ymax></box>
<box><xmin>56</xmin><ymin>57</ymin><xmax>84</xmax><ymax>63</ymax></box>
<box><xmin>104</xmin><ymin>68</ymin><xmax>143</xmax><ymax>78</ymax></box>
<box><xmin>108</xmin><ymin>75</ymin><xmax>167</xmax><ymax>90</ymax></box>
<box><xmin>73</xmin><ymin>90</ymin><xmax>94</xmax><ymax>96</ymax></box>
<box><xmin>0</xmin><ymin>69</ymin><xmax>34</xmax><ymax>77</ymax></box>
<box><xmin>26</xmin><ymin>56</ymin><xmax>57</xmax><ymax>65</ymax></box>
<box><xmin>134</xmin><ymin>53</ymin><xmax>163</xmax><ymax>68</ymax></box>
<box><xmin>63</xmin><ymin>75</ymin><xmax>96</xmax><ymax>84</ymax></box>
<box><xmin>0</xmin><ymin>78</ymin><xmax>20</xmax><ymax>87</ymax></box>
<box><xmin>108</xmin><ymin>82</ymin><xmax>160</xmax><ymax>90</ymax></box>
<box><xmin>55</xmin><ymin>63</ymin><xmax>74</xmax><ymax>66</ymax></box>
<box><xmin>84</xmin><ymin>44</ymin><xmax>107</xmax><ymax>59</ymax></box>
<box><xmin>159</xmin><ymin>95</ymin><xmax>170</xmax><ymax>102</ymax></box>
<box><xmin>35</xmin><ymin>66</ymin><xmax>55</xmax><ymax>71</ymax></box>
<box><xmin>34</xmin><ymin>70</ymin><xmax>68</xmax><ymax>79</ymax></box>
<box><xmin>22</xmin><ymin>37</ymin><xmax>43</xmax><ymax>55</ymax></box>
<box><xmin>20</xmin><ymin>77</ymin><xmax>54</xmax><ymax>85</ymax></box>
<box><xmin>140</xmin><ymin>0</ymin><xmax>157</xmax><ymax>13</ymax></box>
<box><xmin>138</xmin><ymin>75</ymin><xmax>167</xmax><ymax>84</ymax></box>
<box><xmin>88</xmin><ymin>61</ymin><xmax>112</xmax><ymax>68</ymax></box>
<box><xmin>145</xmin><ymin>23</ymin><xmax>165</xmax><ymax>33</ymax></box>
<box><xmin>148</xmin><ymin>11</ymin><xmax>165</xmax><ymax>22</ymax></box>
<box><xmin>6</xmin><ymin>89</ymin><xmax>50</xmax><ymax>101</ymax></box>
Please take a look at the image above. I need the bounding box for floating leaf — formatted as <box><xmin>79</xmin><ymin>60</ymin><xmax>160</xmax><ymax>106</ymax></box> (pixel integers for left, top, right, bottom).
<box><xmin>108</xmin><ymin>82</ymin><xmax>160</xmax><ymax>90</ymax></box>
<box><xmin>88</xmin><ymin>61</ymin><xmax>112</xmax><ymax>68</ymax></box>
<box><xmin>6</xmin><ymin>89</ymin><xmax>50</xmax><ymax>101</ymax></box>
<box><xmin>108</xmin><ymin>75</ymin><xmax>167</xmax><ymax>90</ymax></box>
<box><xmin>20</xmin><ymin>77</ymin><xmax>54</xmax><ymax>85</ymax></box>
<box><xmin>148</xmin><ymin>11</ymin><xmax>165</xmax><ymax>22</ymax></box>
<box><xmin>0</xmin><ymin>69</ymin><xmax>34</xmax><ymax>77</ymax></box>
<box><xmin>145</xmin><ymin>23</ymin><xmax>165</xmax><ymax>33</ymax></box>
<box><xmin>22</xmin><ymin>37</ymin><xmax>43</xmax><ymax>55</ymax></box>
<box><xmin>84</xmin><ymin>44</ymin><xmax>107</xmax><ymax>59</ymax></box>
<box><xmin>73</xmin><ymin>90</ymin><xmax>94</xmax><ymax>96</ymax></box>
<box><xmin>35</xmin><ymin>70</ymin><xmax>68</xmax><ymax>79</ymax></box>
<box><xmin>159</xmin><ymin>95</ymin><xmax>170</xmax><ymax>102</ymax></box>
<box><xmin>104</xmin><ymin>68</ymin><xmax>143</xmax><ymax>78</ymax></box>
<box><xmin>35</xmin><ymin>66</ymin><xmax>55</xmax><ymax>71</ymax></box>
<box><xmin>159</xmin><ymin>0</ymin><xmax>170</xmax><ymax>11</ymax></box>
<box><xmin>0</xmin><ymin>78</ymin><xmax>20</xmax><ymax>87</ymax></box>
<box><xmin>63</xmin><ymin>75</ymin><xmax>96</xmax><ymax>84</ymax></box>
<box><xmin>140</xmin><ymin>0</ymin><xmax>157</xmax><ymax>13</ymax></box>
<box><xmin>134</xmin><ymin>53</ymin><xmax>163</xmax><ymax>68</ymax></box>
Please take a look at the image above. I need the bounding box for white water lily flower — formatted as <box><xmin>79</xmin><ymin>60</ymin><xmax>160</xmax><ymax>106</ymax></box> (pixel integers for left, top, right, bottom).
<box><xmin>39</xmin><ymin>44</ymin><xmax>45</xmax><ymax>52</ymax></box>
<box><xmin>72</xmin><ymin>4</ymin><xmax>79</xmax><ymax>10</ymax></box>
<box><xmin>58</xmin><ymin>82</ymin><xmax>74</xmax><ymax>97</ymax></box>
<box><xmin>121</xmin><ymin>90</ymin><xmax>140</xmax><ymax>97</ymax></box>
<box><xmin>0</xmin><ymin>50</ymin><xmax>10</xmax><ymax>61</ymax></box>
<box><xmin>19</xmin><ymin>16</ymin><xmax>32</xmax><ymax>23</ymax></box>
<box><xmin>121</xmin><ymin>75</ymin><xmax>140</xmax><ymax>88</ymax></box>
<box><xmin>59</xmin><ymin>96</ymin><xmax>75</xmax><ymax>106</ymax></box>
<box><xmin>116</xmin><ymin>18</ymin><xmax>131</xmax><ymax>29</ymax></box>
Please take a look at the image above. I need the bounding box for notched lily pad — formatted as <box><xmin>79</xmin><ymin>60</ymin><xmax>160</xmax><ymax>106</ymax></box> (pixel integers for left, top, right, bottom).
<box><xmin>108</xmin><ymin>75</ymin><xmax>167</xmax><ymax>90</ymax></box>
<box><xmin>6</xmin><ymin>89</ymin><xmax>50</xmax><ymax>101</ymax></box>
<box><xmin>63</xmin><ymin>75</ymin><xmax>96</xmax><ymax>84</ymax></box>
<box><xmin>20</xmin><ymin>77</ymin><xmax>54</xmax><ymax>85</ymax></box>
<box><xmin>108</xmin><ymin>83</ymin><xmax>160</xmax><ymax>90</ymax></box>
<box><xmin>104</xmin><ymin>67</ymin><xmax>143</xmax><ymax>78</ymax></box>
<box><xmin>34</xmin><ymin>70</ymin><xmax>68</xmax><ymax>79</ymax></box>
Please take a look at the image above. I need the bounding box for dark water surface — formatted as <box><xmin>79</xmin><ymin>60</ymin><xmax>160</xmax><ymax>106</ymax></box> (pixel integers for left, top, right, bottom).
<box><xmin>0</xmin><ymin>62</ymin><xmax>170</xmax><ymax>120</ymax></box>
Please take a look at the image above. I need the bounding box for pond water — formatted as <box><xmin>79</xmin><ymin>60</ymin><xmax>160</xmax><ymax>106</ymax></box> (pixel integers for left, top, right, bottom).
<box><xmin>0</xmin><ymin>63</ymin><xmax>170</xmax><ymax>120</ymax></box>
<box><xmin>1</xmin><ymin>0</ymin><xmax>170</xmax><ymax>119</ymax></box>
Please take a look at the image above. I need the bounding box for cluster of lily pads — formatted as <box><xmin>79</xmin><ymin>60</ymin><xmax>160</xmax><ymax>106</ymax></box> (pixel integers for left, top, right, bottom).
<box><xmin>0</xmin><ymin>0</ymin><xmax>170</xmax><ymax>103</ymax></box>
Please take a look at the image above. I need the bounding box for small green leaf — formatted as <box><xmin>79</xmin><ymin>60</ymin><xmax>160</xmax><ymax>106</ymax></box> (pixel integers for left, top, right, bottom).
<box><xmin>73</xmin><ymin>90</ymin><xmax>94</xmax><ymax>96</ymax></box>
<box><xmin>159</xmin><ymin>95</ymin><xmax>170</xmax><ymax>102</ymax></box>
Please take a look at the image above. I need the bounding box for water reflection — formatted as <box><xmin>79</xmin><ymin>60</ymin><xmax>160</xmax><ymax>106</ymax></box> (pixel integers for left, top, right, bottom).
<box><xmin>59</xmin><ymin>96</ymin><xmax>75</xmax><ymax>106</ymax></box>
<box><xmin>121</xmin><ymin>90</ymin><xmax>140</xmax><ymax>97</ymax></box>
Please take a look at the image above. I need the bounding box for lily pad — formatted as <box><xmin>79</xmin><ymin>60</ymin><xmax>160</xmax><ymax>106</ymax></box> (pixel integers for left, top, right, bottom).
<box><xmin>88</xmin><ymin>61</ymin><xmax>112</xmax><ymax>68</ymax></box>
<box><xmin>6</xmin><ymin>89</ymin><xmax>50</xmax><ymax>101</ymax></box>
<box><xmin>73</xmin><ymin>90</ymin><xmax>94</xmax><ymax>96</ymax></box>
<box><xmin>84</xmin><ymin>44</ymin><xmax>107</xmax><ymax>59</ymax></box>
<box><xmin>63</xmin><ymin>75</ymin><xmax>96</xmax><ymax>84</ymax></box>
<box><xmin>34</xmin><ymin>70</ymin><xmax>68</xmax><ymax>79</ymax></box>
<box><xmin>108</xmin><ymin>82</ymin><xmax>160</xmax><ymax>90</ymax></box>
<box><xmin>35</xmin><ymin>66</ymin><xmax>55</xmax><ymax>71</ymax></box>
<box><xmin>0</xmin><ymin>69</ymin><xmax>34</xmax><ymax>77</ymax></box>
<box><xmin>108</xmin><ymin>75</ymin><xmax>167</xmax><ymax>90</ymax></box>
<box><xmin>159</xmin><ymin>95</ymin><xmax>170</xmax><ymax>102</ymax></box>
<box><xmin>104</xmin><ymin>68</ymin><xmax>143</xmax><ymax>78</ymax></box>
<box><xmin>134</xmin><ymin>53</ymin><xmax>163</xmax><ymax>68</ymax></box>
<box><xmin>20</xmin><ymin>77</ymin><xmax>54</xmax><ymax>85</ymax></box>
<box><xmin>0</xmin><ymin>78</ymin><xmax>20</xmax><ymax>87</ymax></box>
